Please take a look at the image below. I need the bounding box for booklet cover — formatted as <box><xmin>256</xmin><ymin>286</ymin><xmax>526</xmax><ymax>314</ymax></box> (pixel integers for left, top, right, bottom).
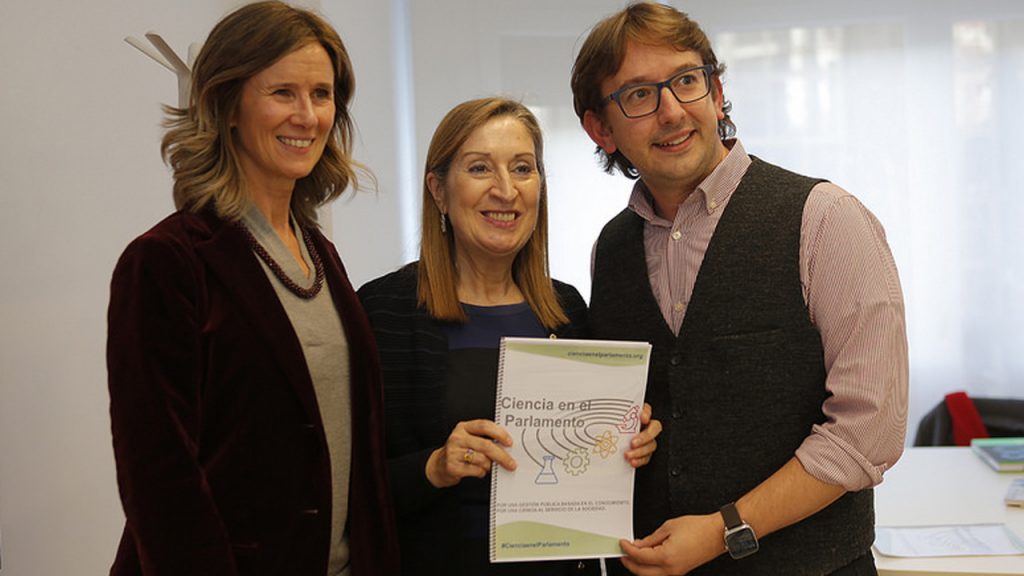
<box><xmin>489</xmin><ymin>337</ymin><xmax>651</xmax><ymax>563</ymax></box>
<box><xmin>970</xmin><ymin>437</ymin><xmax>1024</xmax><ymax>472</ymax></box>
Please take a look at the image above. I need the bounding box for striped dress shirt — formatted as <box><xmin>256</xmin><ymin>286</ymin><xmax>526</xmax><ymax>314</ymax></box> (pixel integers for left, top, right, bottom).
<box><xmin>618</xmin><ymin>139</ymin><xmax>908</xmax><ymax>491</ymax></box>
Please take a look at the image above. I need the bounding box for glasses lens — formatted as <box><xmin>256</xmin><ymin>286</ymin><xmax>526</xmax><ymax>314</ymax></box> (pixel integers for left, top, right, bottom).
<box><xmin>669</xmin><ymin>67</ymin><xmax>710</xmax><ymax>104</ymax></box>
<box><xmin>613</xmin><ymin>67</ymin><xmax>711</xmax><ymax>118</ymax></box>
<box><xmin>620</xmin><ymin>85</ymin><xmax>659</xmax><ymax>118</ymax></box>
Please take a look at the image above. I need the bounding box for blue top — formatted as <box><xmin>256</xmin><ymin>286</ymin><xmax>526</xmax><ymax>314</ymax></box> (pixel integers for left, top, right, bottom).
<box><xmin>443</xmin><ymin>302</ymin><xmax>546</xmax><ymax>350</ymax></box>
<box><xmin>440</xmin><ymin>302</ymin><xmax>572</xmax><ymax>575</ymax></box>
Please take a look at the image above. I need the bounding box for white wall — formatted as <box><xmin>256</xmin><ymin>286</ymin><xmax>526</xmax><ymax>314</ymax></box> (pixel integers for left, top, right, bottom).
<box><xmin>0</xmin><ymin>2</ymin><xmax>232</xmax><ymax>572</ymax></box>
<box><xmin>325</xmin><ymin>0</ymin><xmax>417</xmax><ymax>286</ymax></box>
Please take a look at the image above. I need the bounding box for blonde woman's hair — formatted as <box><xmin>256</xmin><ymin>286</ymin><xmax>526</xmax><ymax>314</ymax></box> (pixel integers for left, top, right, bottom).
<box><xmin>418</xmin><ymin>98</ymin><xmax>569</xmax><ymax>330</ymax></box>
<box><xmin>161</xmin><ymin>0</ymin><xmax>365</xmax><ymax>228</ymax></box>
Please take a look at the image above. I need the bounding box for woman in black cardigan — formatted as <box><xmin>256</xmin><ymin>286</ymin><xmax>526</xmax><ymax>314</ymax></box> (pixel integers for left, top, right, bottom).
<box><xmin>359</xmin><ymin>98</ymin><xmax>661</xmax><ymax>575</ymax></box>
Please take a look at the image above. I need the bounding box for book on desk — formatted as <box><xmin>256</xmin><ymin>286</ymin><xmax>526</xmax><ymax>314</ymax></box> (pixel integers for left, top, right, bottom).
<box><xmin>971</xmin><ymin>437</ymin><xmax>1024</xmax><ymax>472</ymax></box>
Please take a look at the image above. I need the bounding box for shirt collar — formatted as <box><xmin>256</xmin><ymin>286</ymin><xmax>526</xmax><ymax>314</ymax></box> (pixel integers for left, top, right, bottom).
<box><xmin>627</xmin><ymin>139</ymin><xmax>751</xmax><ymax>223</ymax></box>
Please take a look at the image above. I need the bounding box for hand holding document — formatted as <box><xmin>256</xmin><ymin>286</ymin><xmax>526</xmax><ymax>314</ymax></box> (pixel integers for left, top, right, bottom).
<box><xmin>489</xmin><ymin>337</ymin><xmax>651</xmax><ymax>563</ymax></box>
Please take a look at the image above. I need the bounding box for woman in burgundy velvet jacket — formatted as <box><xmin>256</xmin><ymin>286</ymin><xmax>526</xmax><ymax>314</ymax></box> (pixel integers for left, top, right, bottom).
<box><xmin>106</xmin><ymin>3</ymin><xmax>398</xmax><ymax>575</ymax></box>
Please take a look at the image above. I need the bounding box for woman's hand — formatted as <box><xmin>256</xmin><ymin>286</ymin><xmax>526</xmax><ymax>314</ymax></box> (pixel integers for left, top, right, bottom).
<box><xmin>425</xmin><ymin>419</ymin><xmax>517</xmax><ymax>488</ymax></box>
<box><xmin>625</xmin><ymin>403</ymin><xmax>662</xmax><ymax>468</ymax></box>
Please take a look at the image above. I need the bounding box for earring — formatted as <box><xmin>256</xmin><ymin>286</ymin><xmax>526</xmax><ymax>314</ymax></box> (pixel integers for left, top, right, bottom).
<box><xmin>440</xmin><ymin>212</ymin><xmax>447</xmax><ymax>234</ymax></box>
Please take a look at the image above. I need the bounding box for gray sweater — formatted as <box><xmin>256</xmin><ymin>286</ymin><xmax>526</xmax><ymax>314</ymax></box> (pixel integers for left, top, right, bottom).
<box><xmin>243</xmin><ymin>207</ymin><xmax>351</xmax><ymax>576</ymax></box>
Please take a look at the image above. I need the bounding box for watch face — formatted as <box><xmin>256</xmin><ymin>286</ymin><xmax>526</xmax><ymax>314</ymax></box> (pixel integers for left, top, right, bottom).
<box><xmin>725</xmin><ymin>526</ymin><xmax>759</xmax><ymax>559</ymax></box>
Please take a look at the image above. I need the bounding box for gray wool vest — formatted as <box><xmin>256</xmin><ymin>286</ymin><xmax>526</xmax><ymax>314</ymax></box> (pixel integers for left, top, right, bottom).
<box><xmin>590</xmin><ymin>158</ymin><xmax>874</xmax><ymax>575</ymax></box>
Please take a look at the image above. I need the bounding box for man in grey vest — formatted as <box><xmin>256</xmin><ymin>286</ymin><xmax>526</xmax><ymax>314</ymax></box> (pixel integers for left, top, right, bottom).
<box><xmin>571</xmin><ymin>3</ymin><xmax>908</xmax><ymax>575</ymax></box>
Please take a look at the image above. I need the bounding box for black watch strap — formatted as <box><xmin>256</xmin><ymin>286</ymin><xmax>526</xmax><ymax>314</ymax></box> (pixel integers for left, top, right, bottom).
<box><xmin>720</xmin><ymin>502</ymin><xmax>743</xmax><ymax>529</ymax></box>
<box><xmin>720</xmin><ymin>501</ymin><xmax>759</xmax><ymax>559</ymax></box>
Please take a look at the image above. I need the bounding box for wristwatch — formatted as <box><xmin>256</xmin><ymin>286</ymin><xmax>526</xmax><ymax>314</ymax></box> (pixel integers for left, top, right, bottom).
<box><xmin>720</xmin><ymin>502</ymin><xmax>759</xmax><ymax>559</ymax></box>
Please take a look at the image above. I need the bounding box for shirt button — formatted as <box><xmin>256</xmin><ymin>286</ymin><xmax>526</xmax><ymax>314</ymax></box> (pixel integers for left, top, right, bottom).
<box><xmin>708</xmin><ymin>200</ymin><xmax>718</xmax><ymax>210</ymax></box>
<box><xmin>671</xmin><ymin>230</ymin><xmax>682</xmax><ymax>241</ymax></box>
<box><xmin>674</xmin><ymin>302</ymin><xmax>684</xmax><ymax>313</ymax></box>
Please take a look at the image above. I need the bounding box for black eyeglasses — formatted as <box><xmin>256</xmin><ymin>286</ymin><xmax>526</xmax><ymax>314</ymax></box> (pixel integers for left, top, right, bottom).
<box><xmin>605</xmin><ymin>64</ymin><xmax>714</xmax><ymax>118</ymax></box>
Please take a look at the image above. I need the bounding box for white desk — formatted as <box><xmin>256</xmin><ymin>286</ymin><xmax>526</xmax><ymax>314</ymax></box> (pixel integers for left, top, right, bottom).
<box><xmin>874</xmin><ymin>446</ymin><xmax>1024</xmax><ymax>575</ymax></box>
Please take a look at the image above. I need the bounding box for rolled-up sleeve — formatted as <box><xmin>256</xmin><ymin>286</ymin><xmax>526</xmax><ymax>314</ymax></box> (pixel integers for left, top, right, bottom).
<box><xmin>795</xmin><ymin>182</ymin><xmax>909</xmax><ymax>491</ymax></box>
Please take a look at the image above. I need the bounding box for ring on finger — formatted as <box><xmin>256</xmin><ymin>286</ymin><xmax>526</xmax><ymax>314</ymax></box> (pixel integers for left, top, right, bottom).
<box><xmin>463</xmin><ymin>448</ymin><xmax>475</xmax><ymax>464</ymax></box>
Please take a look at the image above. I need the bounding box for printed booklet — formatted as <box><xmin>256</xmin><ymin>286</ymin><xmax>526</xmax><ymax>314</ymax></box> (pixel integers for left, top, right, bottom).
<box><xmin>490</xmin><ymin>337</ymin><xmax>651</xmax><ymax>563</ymax></box>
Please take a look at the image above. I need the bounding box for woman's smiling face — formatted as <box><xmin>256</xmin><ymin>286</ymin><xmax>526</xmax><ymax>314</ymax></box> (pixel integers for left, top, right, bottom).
<box><xmin>233</xmin><ymin>42</ymin><xmax>335</xmax><ymax>196</ymax></box>
<box><xmin>429</xmin><ymin>115</ymin><xmax>541</xmax><ymax>269</ymax></box>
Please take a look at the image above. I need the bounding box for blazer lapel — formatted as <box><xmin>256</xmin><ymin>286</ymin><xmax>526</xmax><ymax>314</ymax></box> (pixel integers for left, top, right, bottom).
<box><xmin>312</xmin><ymin>231</ymin><xmax>372</xmax><ymax>373</ymax></box>
<box><xmin>311</xmin><ymin>229</ymin><xmax>379</xmax><ymax>424</ymax></box>
<box><xmin>192</xmin><ymin>211</ymin><xmax>324</xmax><ymax>427</ymax></box>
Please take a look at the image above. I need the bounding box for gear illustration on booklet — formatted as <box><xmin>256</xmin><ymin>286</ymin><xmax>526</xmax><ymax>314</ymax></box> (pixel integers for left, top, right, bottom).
<box><xmin>509</xmin><ymin>398</ymin><xmax>636</xmax><ymax>484</ymax></box>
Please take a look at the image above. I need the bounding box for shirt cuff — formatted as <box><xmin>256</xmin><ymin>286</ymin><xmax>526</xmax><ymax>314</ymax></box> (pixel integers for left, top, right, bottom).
<box><xmin>796</xmin><ymin>426</ymin><xmax>892</xmax><ymax>491</ymax></box>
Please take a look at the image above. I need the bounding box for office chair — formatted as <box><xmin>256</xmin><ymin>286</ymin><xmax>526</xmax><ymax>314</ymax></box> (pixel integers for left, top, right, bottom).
<box><xmin>913</xmin><ymin>392</ymin><xmax>1024</xmax><ymax>447</ymax></box>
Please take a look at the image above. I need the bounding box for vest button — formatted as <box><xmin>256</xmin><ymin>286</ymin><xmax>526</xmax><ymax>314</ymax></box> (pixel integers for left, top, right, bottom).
<box><xmin>670</xmin><ymin>466</ymin><xmax>682</xmax><ymax>477</ymax></box>
<box><xmin>669</xmin><ymin>355</ymin><xmax>681</xmax><ymax>366</ymax></box>
<box><xmin>671</xmin><ymin>409</ymin><xmax>683</xmax><ymax>420</ymax></box>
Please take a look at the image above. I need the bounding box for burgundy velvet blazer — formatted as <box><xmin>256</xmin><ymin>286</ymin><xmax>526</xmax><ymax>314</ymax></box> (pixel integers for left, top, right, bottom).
<box><xmin>107</xmin><ymin>208</ymin><xmax>399</xmax><ymax>576</ymax></box>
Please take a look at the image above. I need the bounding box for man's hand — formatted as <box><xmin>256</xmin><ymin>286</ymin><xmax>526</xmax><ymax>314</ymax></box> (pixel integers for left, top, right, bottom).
<box><xmin>618</xmin><ymin>513</ymin><xmax>725</xmax><ymax>576</ymax></box>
